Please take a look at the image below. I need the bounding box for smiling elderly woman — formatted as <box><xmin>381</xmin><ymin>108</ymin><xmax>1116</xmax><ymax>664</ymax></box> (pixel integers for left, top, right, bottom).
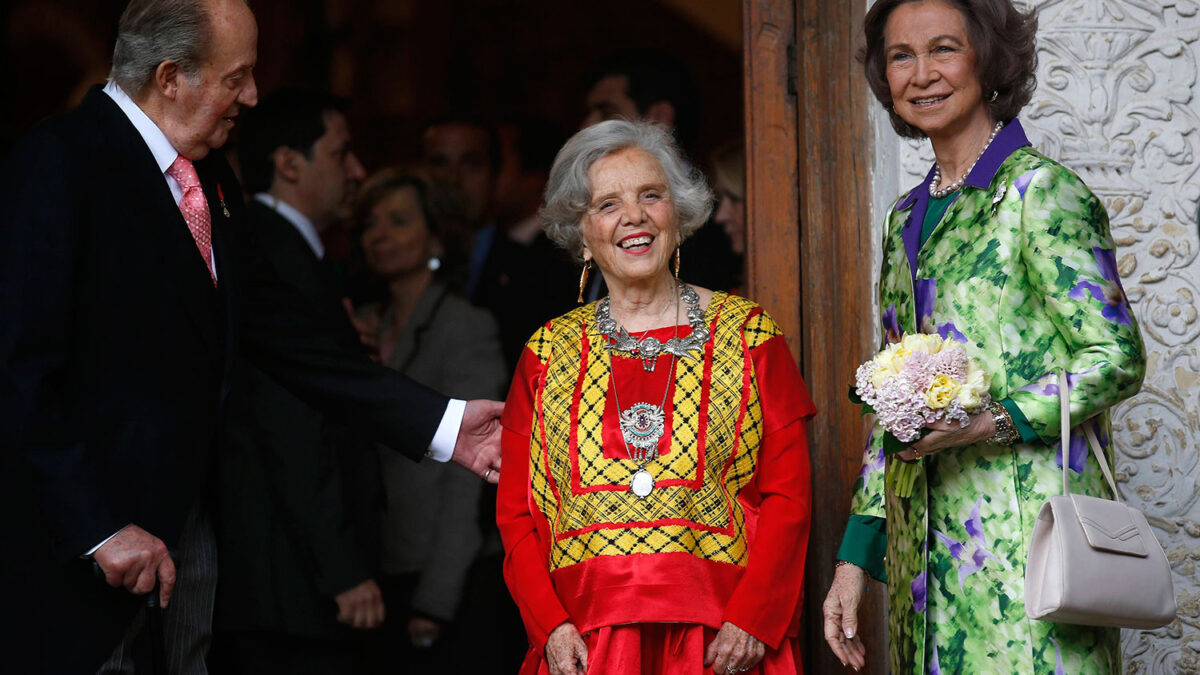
<box><xmin>496</xmin><ymin>119</ymin><xmax>815</xmax><ymax>675</ymax></box>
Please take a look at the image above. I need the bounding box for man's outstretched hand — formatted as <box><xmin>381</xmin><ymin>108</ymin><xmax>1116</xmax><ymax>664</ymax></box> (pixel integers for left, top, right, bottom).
<box><xmin>452</xmin><ymin>399</ymin><xmax>504</xmax><ymax>483</ymax></box>
<box><xmin>93</xmin><ymin>524</ymin><xmax>176</xmax><ymax>608</ymax></box>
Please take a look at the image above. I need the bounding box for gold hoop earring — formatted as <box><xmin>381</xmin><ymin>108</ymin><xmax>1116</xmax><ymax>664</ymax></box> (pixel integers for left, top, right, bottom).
<box><xmin>577</xmin><ymin>261</ymin><xmax>592</xmax><ymax>303</ymax></box>
<box><xmin>673</xmin><ymin>247</ymin><xmax>681</xmax><ymax>281</ymax></box>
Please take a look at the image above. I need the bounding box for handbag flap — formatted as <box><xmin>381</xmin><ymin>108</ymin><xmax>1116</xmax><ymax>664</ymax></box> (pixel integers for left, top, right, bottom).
<box><xmin>1070</xmin><ymin>494</ymin><xmax>1148</xmax><ymax>557</ymax></box>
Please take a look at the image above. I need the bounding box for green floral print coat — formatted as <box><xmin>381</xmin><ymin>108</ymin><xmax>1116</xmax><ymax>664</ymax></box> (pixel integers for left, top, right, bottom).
<box><xmin>846</xmin><ymin>121</ymin><xmax>1146</xmax><ymax>674</ymax></box>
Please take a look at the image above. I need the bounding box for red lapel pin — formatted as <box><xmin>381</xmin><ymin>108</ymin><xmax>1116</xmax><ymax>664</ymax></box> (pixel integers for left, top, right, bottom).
<box><xmin>217</xmin><ymin>184</ymin><xmax>231</xmax><ymax>218</ymax></box>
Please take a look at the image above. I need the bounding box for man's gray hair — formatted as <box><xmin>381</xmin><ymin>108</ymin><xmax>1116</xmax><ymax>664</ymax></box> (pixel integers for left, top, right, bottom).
<box><xmin>541</xmin><ymin>119</ymin><xmax>714</xmax><ymax>261</ymax></box>
<box><xmin>110</xmin><ymin>0</ymin><xmax>213</xmax><ymax>95</ymax></box>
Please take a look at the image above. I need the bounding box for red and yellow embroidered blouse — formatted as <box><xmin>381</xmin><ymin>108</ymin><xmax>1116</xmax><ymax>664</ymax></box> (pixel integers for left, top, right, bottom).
<box><xmin>497</xmin><ymin>293</ymin><xmax>815</xmax><ymax>651</ymax></box>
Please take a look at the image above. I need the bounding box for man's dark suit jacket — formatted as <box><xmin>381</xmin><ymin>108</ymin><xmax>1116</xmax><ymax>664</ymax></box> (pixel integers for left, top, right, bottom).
<box><xmin>472</xmin><ymin>232</ymin><xmax>576</xmax><ymax>372</ymax></box>
<box><xmin>214</xmin><ymin>202</ymin><xmax>380</xmax><ymax>642</ymax></box>
<box><xmin>0</xmin><ymin>86</ymin><xmax>447</xmax><ymax>673</ymax></box>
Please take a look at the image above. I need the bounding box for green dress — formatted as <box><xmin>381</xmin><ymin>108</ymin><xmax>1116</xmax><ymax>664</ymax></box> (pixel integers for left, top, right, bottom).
<box><xmin>840</xmin><ymin>120</ymin><xmax>1146</xmax><ymax>674</ymax></box>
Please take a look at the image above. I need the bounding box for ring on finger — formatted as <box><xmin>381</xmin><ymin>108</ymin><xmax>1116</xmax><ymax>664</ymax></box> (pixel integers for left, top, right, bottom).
<box><xmin>483</xmin><ymin>468</ymin><xmax>493</xmax><ymax>481</ymax></box>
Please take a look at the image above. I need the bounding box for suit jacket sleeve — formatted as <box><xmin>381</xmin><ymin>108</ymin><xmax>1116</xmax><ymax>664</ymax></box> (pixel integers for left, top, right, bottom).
<box><xmin>0</xmin><ymin>128</ymin><xmax>129</xmax><ymax>559</ymax></box>
<box><xmin>227</xmin><ymin>194</ymin><xmax>449</xmax><ymax>461</ymax></box>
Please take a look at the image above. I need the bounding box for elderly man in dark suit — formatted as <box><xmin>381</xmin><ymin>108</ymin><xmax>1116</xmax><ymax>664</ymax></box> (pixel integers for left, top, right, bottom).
<box><xmin>208</xmin><ymin>88</ymin><xmax>385</xmax><ymax>675</ymax></box>
<box><xmin>0</xmin><ymin>1</ymin><xmax>501</xmax><ymax>673</ymax></box>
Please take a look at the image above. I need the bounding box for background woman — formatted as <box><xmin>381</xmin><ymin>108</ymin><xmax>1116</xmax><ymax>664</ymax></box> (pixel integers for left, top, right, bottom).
<box><xmin>498</xmin><ymin>120</ymin><xmax>814</xmax><ymax>675</ymax></box>
<box><xmin>822</xmin><ymin>1</ymin><xmax>1145</xmax><ymax>673</ymax></box>
<box><xmin>354</xmin><ymin>169</ymin><xmax>508</xmax><ymax>672</ymax></box>
<box><xmin>711</xmin><ymin>139</ymin><xmax>746</xmax><ymax>259</ymax></box>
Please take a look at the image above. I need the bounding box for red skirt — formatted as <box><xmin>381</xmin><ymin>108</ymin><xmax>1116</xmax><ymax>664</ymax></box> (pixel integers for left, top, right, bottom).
<box><xmin>519</xmin><ymin>623</ymin><xmax>803</xmax><ymax>674</ymax></box>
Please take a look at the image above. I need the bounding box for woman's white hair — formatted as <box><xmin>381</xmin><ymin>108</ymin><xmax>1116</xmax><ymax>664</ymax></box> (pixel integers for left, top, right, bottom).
<box><xmin>540</xmin><ymin>119</ymin><xmax>714</xmax><ymax>261</ymax></box>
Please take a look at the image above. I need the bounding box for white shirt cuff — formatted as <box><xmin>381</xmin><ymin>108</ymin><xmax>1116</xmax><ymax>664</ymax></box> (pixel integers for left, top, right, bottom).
<box><xmin>427</xmin><ymin>399</ymin><xmax>465</xmax><ymax>463</ymax></box>
<box><xmin>84</xmin><ymin>529</ymin><xmax>123</xmax><ymax>557</ymax></box>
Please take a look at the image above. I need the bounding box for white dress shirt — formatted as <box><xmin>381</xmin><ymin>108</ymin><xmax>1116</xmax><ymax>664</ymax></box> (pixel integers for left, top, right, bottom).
<box><xmin>87</xmin><ymin>87</ymin><xmax>465</xmax><ymax>556</ymax></box>
<box><xmin>252</xmin><ymin>193</ymin><xmax>324</xmax><ymax>259</ymax></box>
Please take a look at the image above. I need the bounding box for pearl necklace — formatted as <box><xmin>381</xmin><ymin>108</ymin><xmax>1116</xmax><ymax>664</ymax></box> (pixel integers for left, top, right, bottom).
<box><xmin>928</xmin><ymin>121</ymin><xmax>1004</xmax><ymax>199</ymax></box>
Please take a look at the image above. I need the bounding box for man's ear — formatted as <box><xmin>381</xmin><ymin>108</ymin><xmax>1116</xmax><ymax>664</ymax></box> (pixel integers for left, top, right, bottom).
<box><xmin>273</xmin><ymin>147</ymin><xmax>303</xmax><ymax>183</ymax></box>
<box><xmin>644</xmin><ymin>100</ymin><xmax>676</xmax><ymax>128</ymax></box>
<box><xmin>154</xmin><ymin>61</ymin><xmax>182</xmax><ymax>100</ymax></box>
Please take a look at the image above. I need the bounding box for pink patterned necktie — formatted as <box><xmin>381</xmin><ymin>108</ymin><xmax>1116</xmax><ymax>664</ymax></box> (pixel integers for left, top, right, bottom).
<box><xmin>166</xmin><ymin>155</ymin><xmax>217</xmax><ymax>286</ymax></box>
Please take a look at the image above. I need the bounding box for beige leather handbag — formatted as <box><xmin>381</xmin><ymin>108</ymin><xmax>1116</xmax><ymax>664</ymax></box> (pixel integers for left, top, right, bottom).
<box><xmin>1024</xmin><ymin>371</ymin><xmax>1176</xmax><ymax>628</ymax></box>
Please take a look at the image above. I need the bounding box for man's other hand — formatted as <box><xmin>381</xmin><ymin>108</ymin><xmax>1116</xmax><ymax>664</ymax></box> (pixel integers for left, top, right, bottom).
<box><xmin>93</xmin><ymin>524</ymin><xmax>176</xmax><ymax>608</ymax></box>
<box><xmin>452</xmin><ymin>399</ymin><xmax>503</xmax><ymax>483</ymax></box>
<box><xmin>334</xmin><ymin>579</ymin><xmax>385</xmax><ymax>630</ymax></box>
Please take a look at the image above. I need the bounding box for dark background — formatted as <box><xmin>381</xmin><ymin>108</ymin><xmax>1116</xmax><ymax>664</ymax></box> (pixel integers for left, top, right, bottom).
<box><xmin>2</xmin><ymin>0</ymin><xmax>743</xmax><ymax>173</ymax></box>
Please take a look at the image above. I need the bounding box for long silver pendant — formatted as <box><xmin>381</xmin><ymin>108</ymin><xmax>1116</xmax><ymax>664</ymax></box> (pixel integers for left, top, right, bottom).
<box><xmin>619</xmin><ymin>402</ymin><xmax>665</xmax><ymax>461</ymax></box>
<box><xmin>630</xmin><ymin>469</ymin><xmax>655</xmax><ymax>498</ymax></box>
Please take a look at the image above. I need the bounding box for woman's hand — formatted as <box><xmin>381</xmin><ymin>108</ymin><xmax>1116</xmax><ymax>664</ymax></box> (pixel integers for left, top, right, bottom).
<box><xmin>545</xmin><ymin>622</ymin><xmax>588</xmax><ymax>675</ymax></box>
<box><xmin>823</xmin><ymin>563</ymin><xmax>867</xmax><ymax>670</ymax></box>
<box><xmin>896</xmin><ymin>411</ymin><xmax>995</xmax><ymax>462</ymax></box>
<box><xmin>703</xmin><ymin>621</ymin><xmax>765</xmax><ymax>674</ymax></box>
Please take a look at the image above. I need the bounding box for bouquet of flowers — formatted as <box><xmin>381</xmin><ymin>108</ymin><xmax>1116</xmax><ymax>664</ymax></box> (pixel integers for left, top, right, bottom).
<box><xmin>850</xmin><ymin>333</ymin><xmax>992</xmax><ymax>497</ymax></box>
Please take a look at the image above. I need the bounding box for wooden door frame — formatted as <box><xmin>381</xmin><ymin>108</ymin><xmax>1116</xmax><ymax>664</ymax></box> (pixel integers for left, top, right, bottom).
<box><xmin>743</xmin><ymin>0</ymin><xmax>884</xmax><ymax>671</ymax></box>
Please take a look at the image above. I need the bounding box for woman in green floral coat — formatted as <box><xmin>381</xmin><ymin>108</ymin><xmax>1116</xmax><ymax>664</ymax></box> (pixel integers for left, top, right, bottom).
<box><xmin>821</xmin><ymin>1</ymin><xmax>1147</xmax><ymax>673</ymax></box>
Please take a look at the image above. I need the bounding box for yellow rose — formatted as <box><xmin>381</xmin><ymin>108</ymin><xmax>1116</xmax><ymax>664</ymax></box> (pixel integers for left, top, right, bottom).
<box><xmin>870</xmin><ymin>347</ymin><xmax>902</xmax><ymax>388</ymax></box>
<box><xmin>926</xmin><ymin>374</ymin><xmax>961</xmax><ymax>409</ymax></box>
<box><xmin>957</xmin><ymin>365</ymin><xmax>991</xmax><ymax>410</ymax></box>
<box><xmin>902</xmin><ymin>332</ymin><xmax>944</xmax><ymax>355</ymax></box>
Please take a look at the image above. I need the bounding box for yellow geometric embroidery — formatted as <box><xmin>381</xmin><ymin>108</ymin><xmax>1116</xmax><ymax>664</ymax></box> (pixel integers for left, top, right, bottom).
<box><xmin>523</xmin><ymin>294</ymin><xmax>784</xmax><ymax>570</ymax></box>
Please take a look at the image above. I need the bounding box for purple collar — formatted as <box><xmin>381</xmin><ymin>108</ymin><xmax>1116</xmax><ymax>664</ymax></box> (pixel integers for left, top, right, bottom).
<box><xmin>898</xmin><ymin>118</ymin><xmax>1032</xmax><ymax>280</ymax></box>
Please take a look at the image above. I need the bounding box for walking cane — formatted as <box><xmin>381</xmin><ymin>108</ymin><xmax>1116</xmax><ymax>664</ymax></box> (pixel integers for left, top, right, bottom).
<box><xmin>143</xmin><ymin>582</ymin><xmax>167</xmax><ymax>675</ymax></box>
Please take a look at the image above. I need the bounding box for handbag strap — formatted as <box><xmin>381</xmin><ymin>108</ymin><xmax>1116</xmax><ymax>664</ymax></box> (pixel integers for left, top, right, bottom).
<box><xmin>1058</xmin><ymin>370</ymin><xmax>1121</xmax><ymax>500</ymax></box>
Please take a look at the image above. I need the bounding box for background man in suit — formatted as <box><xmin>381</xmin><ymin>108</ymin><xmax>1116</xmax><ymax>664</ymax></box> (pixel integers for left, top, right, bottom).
<box><xmin>420</xmin><ymin>115</ymin><xmax>501</xmax><ymax>300</ymax></box>
<box><xmin>580</xmin><ymin>50</ymin><xmax>741</xmax><ymax>298</ymax></box>
<box><xmin>209</xmin><ymin>88</ymin><xmax>382</xmax><ymax>674</ymax></box>
<box><xmin>0</xmin><ymin>1</ymin><xmax>501</xmax><ymax>673</ymax></box>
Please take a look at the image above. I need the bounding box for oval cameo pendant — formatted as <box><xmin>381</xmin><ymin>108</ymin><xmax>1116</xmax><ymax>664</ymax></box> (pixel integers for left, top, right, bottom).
<box><xmin>630</xmin><ymin>469</ymin><xmax>655</xmax><ymax>498</ymax></box>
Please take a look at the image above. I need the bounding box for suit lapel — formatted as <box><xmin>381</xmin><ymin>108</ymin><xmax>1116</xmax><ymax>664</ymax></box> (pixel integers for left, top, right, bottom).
<box><xmin>85</xmin><ymin>88</ymin><xmax>221</xmax><ymax>352</ymax></box>
<box><xmin>200</xmin><ymin>161</ymin><xmax>236</xmax><ymax>371</ymax></box>
<box><xmin>385</xmin><ymin>284</ymin><xmax>447</xmax><ymax>373</ymax></box>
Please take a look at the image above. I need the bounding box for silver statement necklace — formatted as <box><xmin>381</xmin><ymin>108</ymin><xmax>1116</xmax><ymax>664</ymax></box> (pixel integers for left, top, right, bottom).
<box><xmin>595</xmin><ymin>282</ymin><xmax>708</xmax><ymax>372</ymax></box>
<box><xmin>598</xmin><ymin>283</ymin><xmax>705</xmax><ymax>498</ymax></box>
<box><xmin>928</xmin><ymin>121</ymin><xmax>1004</xmax><ymax>199</ymax></box>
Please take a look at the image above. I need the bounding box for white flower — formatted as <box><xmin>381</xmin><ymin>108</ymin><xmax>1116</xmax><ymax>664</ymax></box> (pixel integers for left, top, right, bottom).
<box><xmin>956</xmin><ymin>363</ymin><xmax>990</xmax><ymax>410</ymax></box>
